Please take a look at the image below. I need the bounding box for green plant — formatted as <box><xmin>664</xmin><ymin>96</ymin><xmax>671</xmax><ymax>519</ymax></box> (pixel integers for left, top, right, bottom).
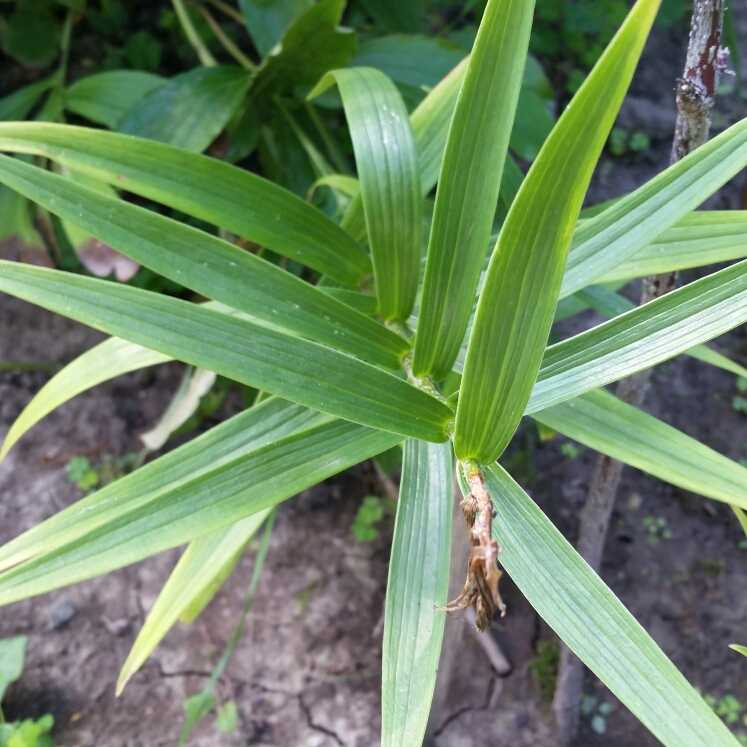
<box><xmin>642</xmin><ymin>515</ymin><xmax>673</xmax><ymax>545</ymax></box>
<box><xmin>529</xmin><ymin>639</ymin><xmax>559</xmax><ymax>704</ymax></box>
<box><xmin>0</xmin><ymin>637</ymin><xmax>56</xmax><ymax>747</ymax></box>
<box><xmin>3</xmin><ymin>0</ymin><xmax>747</xmax><ymax>744</ymax></box>
<box><xmin>580</xmin><ymin>694</ymin><xmax>615</xmax><ymax>734</ymax></box>
<box><xmin>352</xmin><ymin>494</ymin><xmax>388</xmax><ymax>541</ymax></box>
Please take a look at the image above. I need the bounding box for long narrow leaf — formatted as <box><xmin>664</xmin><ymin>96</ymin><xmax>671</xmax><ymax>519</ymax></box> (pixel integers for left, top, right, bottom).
<box><xmin>0</xmin><ymin>398</ymin><xmax>321</xmax><ymax>573</ymax></box>
<box><xmin>413</xmin><ymin>0</ymin><xmax>536</xmax><ymax>380</ymax></box>
<box><xmin>0</xmin><ymin>262</ymin><xmax>453</xmax><ymax>441</ymax></box>
<box><xmin>0</xmin><ymin>154</ymin><xmax>407</xmax><ymax>369</ymax></box>
<box><xmin>532</xmin><ymin>389</ymin><xmax>747</xmax><ymax>509</ymax></box>
<box><xmin>595</xmin><ymin>210</ymin><xmax>747</xmax><ymax>283</ymax></box>
<box><xmin>310</xmin><ymin>68</ymin><xmax>421</xmax><ymax>321</ymax></box>
<box><xmin>528</xmin><ymin>258</ymin><xmax>747</xmax><ymax>413</ymax></box>
<box><xmin>0</xmin><ymin>122</ymin><xmax>370</xmax><ymax>285</ymax></box>
<box><xmin>455</xmin><ymin>0</ymin><xmax>660</xmax><ymax>463</ymax></box>
<box><xmin>482</xmin><ymin>463</ymin><xmax>739</xmax><ymax>747</ymax></box>
<box><xmin>382</xmin><ymin>439</ymin><xmax>452</xmax><ymax>747</ymax></box>
<box><xmin>576</xmin><ymin>284</ymin><xmax>747</xmax><ymax>378</ymax></box>
<box><xmin>117</xmin><ymin>510</ymin><xmax>270</xmax><ymax>693</ymax></box>
<box><xmin>561</xmin><ymin>118</ymin><xmax>747</xmax><ymax>297</ymax></box>
<box><xmin>0</xmin><ymin>338</ymin><xmax>168</xmax><ymax>462</ymax></box>
<box><xmin>0</xmin><ymin>414</ymin><xmax>400</xmax><ymax>605</ymax></box>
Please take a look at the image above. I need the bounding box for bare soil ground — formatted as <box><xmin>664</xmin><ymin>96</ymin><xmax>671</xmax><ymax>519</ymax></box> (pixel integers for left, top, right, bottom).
<box><xmin>2</xmin><ymin>11</ymin><xmax>747</xmax><ymax>747</ymax></box>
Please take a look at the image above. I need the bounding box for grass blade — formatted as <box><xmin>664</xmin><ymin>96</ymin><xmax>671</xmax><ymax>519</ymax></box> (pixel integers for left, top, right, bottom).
<box><xmin>0</xmin><ymin>154</ymin><xmax>407</xmax><ymax>369</ymax></box>
<box><xmin>310</xmin><ymin>68</ymin><xmax>421</xmax><ymax>321</ymax></box>
<box><xmin>455</xmin><ymin>0</ymin><xmax>660</xmax><ymax>463</ymax></box>
<box><xmin>0</xmin><ymin>262</ymin><xmax>453</xmax><ymax>441</ymax></box>
<box><xmin>561</xmin><ymin>118</ymin><xmax>747</xmax><ymax>297</ymax></box>
<box><xmin>0</xmin><ymin>411</ymin><xmax>401</xmax><ymax>605</ymax></box>
<box><xmin>528</xmin><ymin>258</ymin><xmax>747</xmax><ymax>413</ymax></box>
<box><xmin>413</xmin><ymin>0</ymin><xmax>536</xmax><ymax>380</ymax></box>
<box><xmin>117</xmin><ymin>510</ymin><xmax>270</xmax><ymax>693</ymax></box>
<box><xmin>0</xmin><ymin>338</ymin><xmax>168</xmax><ymax>462</ymax></box>
<box><xmin>0</xmin><ymin>122</ymin><xmax>370</xmax><ymax>285</ymax></box>
<box><xmin>482</xmin><ymin>463</ymin><xmax>739</xmax><ymax>747</ymax></box>
<box><xmin>533</xmin><ymin>389</ymin><xmax>747</xmax><ymax>509</ymax></box>
<box><xmin>382</xmin><ymin>439</ymin><xmax>452</xmax><ymax>747</ymax></box>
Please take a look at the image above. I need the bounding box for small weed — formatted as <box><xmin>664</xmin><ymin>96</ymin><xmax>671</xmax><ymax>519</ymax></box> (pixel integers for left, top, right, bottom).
<box><xmin>705</xmin><ymin>694</ymin><xmax>744</xmax><ymax>725</ymax></box>
<box><xmin>530</xmin><ymin>640</ymin><xmax>560</xmax><ymax>705</ymax></box>
<box><xmin>736</xmin><ymin>376</ymin><xmax>747</xmax><ymax>392</ymax></box>
<box><xmin>700</xmin><ymin>559</ymin><xmax>726</xmax><ymax>578</ymax></box>
<box><xmin>580</xmin><ymin>694</ymin><xmax>614</xmax><ymax>734</ymax></box>
<box><xmin>560</xmin><ymin>442</ymin><xmax>582</xmax><ymax>459</ymax></box>
<box><xmin>351</xmin><ymin>495</ymin><xmax>386</xmax><ymax>542</ymax></box>
<box><xmin>608</xmin><ymin>126</ymin><xmax>651</xmax><ymax>156</ymax></box>
<box><xmin>66</xmin><ymin>453</ymin><xmax>141</xmax><ymax>493</ymax></box>
<box><xmin>732</xmin><ymin>396</ymin><xmax>747</xmax><ymax>414</ymax></box>
<box><xmin>642</xmin><ymin>516</ymin><xmax>672</xmax><ymax>545</ymax></box>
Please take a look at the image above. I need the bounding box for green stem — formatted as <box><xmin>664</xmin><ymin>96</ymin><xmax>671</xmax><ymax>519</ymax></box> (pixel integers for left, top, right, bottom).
<box><xmin>58</xmin><ymin>9</ymin><xmax>74</xmax><ymax>85</ymax></box>
<box><xmin>0</xmin><ymin>361</ymin><xmax>59</xmax><ymax>373</ymax></box>
<box><xmin>207</xmin><ymin>0</ymin><xmax>246</xmax><ymax>24</ymax></box>
<box><xmin>197</xmin><ymin>4</ymin><xmax>257</xmax><ymax>70</ymax></box>
<box><xmin>172</xmin><ymin>0</ymin><xmax>218</xmax><ymax>67</ymax></box>
<box><xmin>303</xmin><ymin>101</ymin><xmax>351</xmax><ymax>176</ymax></box>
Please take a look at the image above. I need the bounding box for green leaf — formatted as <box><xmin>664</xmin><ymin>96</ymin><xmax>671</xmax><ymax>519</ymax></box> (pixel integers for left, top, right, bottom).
<box><xmin>409</xmin><ymin>56</ymin><xmax>468</xmax><ymax>197</ymax></box>
<box><xmin>481</xmin><ymin>463</ymin><xmax>739</xmax><ymax>747</ymax></box>
<box><xmin>0</xmin><ymin>263</ymin><xmax>452</xmax><ymax>441</ymax></box>
<box><xmin>595</xmin><ymin>211</ymin><xmax>747</xmax><ymax>283</ymax></box>
<box><xmin>528</xmin><ymin>258</ymin><xmax>747</xmax><ymax>413</ymax></box>
<box><xmin>237</xmin><ymin>0</ymin><xmax>313</xmax><ymax>58</ymax></box>
<box><xmin>351</xmin><ymin>35</ymin><xmax>467</xmax><ymax>91</ymax></box>
<box><xmin>561</xmin><ymin>117</ymin><xmax>747</xmax><ymax>297</ymax></box>
<box><xmin>382</xmin><ymin>439</ymin><xmax>452</xmax><ymax>747</ymax></box>
<box><xmin>0</xmin><ymin>398</ymin><xmax>319</xmax><ymax>573</ymax></box>
<box><xmin>253</xmin><ymin>0</ymin><xmax>357</xmax><ymax>96</ymax></box>
<box><xmin>455</xmin><ymin>0</ymin><xmax>659</xmax><ymax>463</ymax></box>
<box><xmin>118</xmin><ymin>67</ymin><xmax>252</xmax><ymax>153</ymax></box>
<box><xmin>310</xmin><ymin>68</ymin><xmax>421</xmax><ymax>321</ymax></box>
<box><xmin>0</xmin><ymin>402</ymin><xmax>401</xmax><ymax>606</ymax></box>
<box><xmin>0</xmin><ymin>122</ymin><xmax>371</xmax><ymax>285</ymax></box>
<box><xmin>0</xmin><ymin>154</ymin><xmax>407</xmax><ymax>368</ymax></box>
<box><xmin>215</xmin><ymin>700</ymin><xmax>238</xmax><ymax>733</ymax></box>
<box><xmin>509</xmin><ymin>87</ymin><xmax>554</xmax><ymax>161</ymax></box>
<box><xmin>64</xmin><ymin>70</ymin><xmax>166</xmax><ymax>129</ymax></box>
<box><xmin>576</xmin><ymin>284</ymin><xmax>747</xmax><ymax>379</ymax></box>
<box><xmin>117</xmin><ymin>511</ymin><xmax>270</xmax><ymax>693</ymax></box>
<box><xmin>0</xmin><ymin>635</ymin><xmax>27</xmax><ymax>702</ymax></box>
<box><xmin>0</xmin><ymin>337</ymin><xmax>168</xmax><ymax>462</ymax></box>
<box><xmin>729</xmin><ymin>644</ymin><xmax>747</xmax><ymax>657</ymax></box>
<box><xmin>0</xmin><ymin>183</ymin><xmax>49</xmax><ymax>267</ymax></box>
<box><xmin>183</xmin><ymin>693</ymin><xmax>216</xmax><ymax>722</ymax></box>
<box><xmin>0</xmin><ymin>74</ymin><xmax>58</xmax><ymax>122</ymax></box>
<box><xmin>356</xmin><ymin>0</ymin><xmax>423</xmax><ymax>33</ymax></box>
<box><xmin>532</xmin><ymin>389</ymin><xmax>747</xmax><ymax>509</ymax></box>
<box><xmin>413</xmin><ymin>0</ymin><xmax>536</xmax><ymax>380</ymax></box>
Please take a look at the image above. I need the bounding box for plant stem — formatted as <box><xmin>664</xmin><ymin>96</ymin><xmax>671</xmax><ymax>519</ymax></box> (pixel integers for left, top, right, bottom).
<box><xmin>207</xmin><ymin>0</ymin><xmax>246</xmax><ymax>24</ymax></box>
<box><xmin>172</xmin><ymin>0</ymin><xmax>218</xmax><ymax>67</ymax></box>
<box><xmin>197</xmin><ymin>5</ymin><xmax>257</xmax><ymax>70</ymax></box>
<box><xmin>552</xmin><ymin>2</ymin><xmax>726</xmax><ymax>742</ymax></box>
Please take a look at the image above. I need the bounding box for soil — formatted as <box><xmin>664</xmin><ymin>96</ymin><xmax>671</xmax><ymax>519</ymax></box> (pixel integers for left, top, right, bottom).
<box><xmin>3</xmin><ymin>7</ymin><xmax>747</xmax><ymax>747</ymax></box>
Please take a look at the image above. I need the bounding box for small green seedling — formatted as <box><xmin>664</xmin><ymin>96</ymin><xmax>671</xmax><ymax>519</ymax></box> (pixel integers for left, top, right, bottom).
<box><xmin>643</xmin><ymin>516</ymin><xmax>672</xmax><ymax>545</ymax></box>
<box><xmin>580</xmin><ymin>694</ymin><xmax>615</xmax><ymax>734</ymax></box>
<box><xmin>705</xmin><ymin>694</ymin><xmax>743</xmax><ymax>725</ymax></box>
<box><xmin>560</xmin><ymin>441</ymin><xmax>582</xmax><ymax>459</ymax></box>
<box><xmin>66</xmin><ymin>453</ymin><xmax>141</xmax><ymax>493</ymax></box>
<box><xmin>351</xmin><ymin>495</ymin><xmax>386</xmax><ymax>542</ymax></box>
<box><xmin>0</xmin><ymin>636</ymin><xmax>55</xmax><ymax>746</ymax></box>
<box><xmin>529</xmin><ymin>640</ymin><xmax>560</xmax><ymax>705</ymax></box>
<box><xmin>608</xmin><ymin>126</ymin><xmax>651</xmax><ymax>156</ymax></box>
<box><xmin>732</xmin><ymin>396</ymin><xmax>747</xmax><ymax>415</ymax></box>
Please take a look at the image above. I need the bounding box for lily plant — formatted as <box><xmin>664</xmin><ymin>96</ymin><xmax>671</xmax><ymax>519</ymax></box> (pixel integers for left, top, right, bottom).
<box><xmin>1</xmin><ymin>0</ymin><xmax>747</xmax><ymax>744</ymax></box>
